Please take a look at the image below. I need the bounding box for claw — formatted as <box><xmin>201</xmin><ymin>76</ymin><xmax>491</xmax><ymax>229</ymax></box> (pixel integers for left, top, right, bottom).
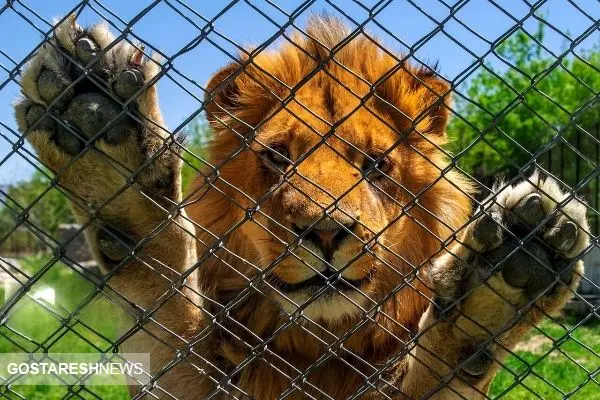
<box><xmin>462</xmin><ymin>348</ymin><xmax>493</xmax><ymax>377</ymax></box>
<box><xmin>67</xmin><ymin>13</ymin><xmax>77</xmax><ymax>29</ymax></box>
<box><xmin>131</xmin><ymin>46</ymin><xmax>145</xmax><ymax>67</ymax></box>
<box><xmin>98</xmin><ymin>226</ymin><xmax>135</xmax><ymax>262</ymax></box>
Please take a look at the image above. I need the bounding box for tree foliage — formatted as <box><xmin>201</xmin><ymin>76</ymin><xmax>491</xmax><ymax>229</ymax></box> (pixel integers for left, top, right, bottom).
<box><xmin>0</xmin><ymin>170</ymin><xmax>75</xmax><ymax>253</ymax></box>
<box><xmin>448</xmin><ymin>24</ymin><xmax>600</xmax><ymax>184</ymax></box>
<box><xmin>181</xmin><ymin>118</ymin><xmax>212</xmax><ymax>191</ymax></box>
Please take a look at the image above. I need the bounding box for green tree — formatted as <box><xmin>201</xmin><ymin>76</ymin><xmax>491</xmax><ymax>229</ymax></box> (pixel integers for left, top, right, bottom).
<box><xmin>448</xmin><ymin>24</ymin><xmax>600</xmax><ymax>185</ymax></box>
<box><xmin>181</xmin><ymin>118</ymin><xmax>212</xmax><ymax>191</ymax></box>
<box><xmin>0</xmin><ymin>170</ymin><xmax>75</xmax><ymax>253</ymax></box>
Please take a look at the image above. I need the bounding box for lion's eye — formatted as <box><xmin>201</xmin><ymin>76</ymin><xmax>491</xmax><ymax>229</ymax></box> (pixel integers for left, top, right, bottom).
<box><xmin>262</xmin><ymin>146</ymin><xmax>291</xmax><ymax>171</ymax></box>
<box><xmin>362</xmin><ymin>153</ymin><xmax>391</xmax><ymax>179</ymax></box>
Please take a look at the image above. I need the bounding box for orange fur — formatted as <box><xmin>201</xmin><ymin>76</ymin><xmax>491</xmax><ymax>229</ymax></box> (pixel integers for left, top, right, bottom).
<box><xmin>185</xmin><ymin>16</ymin><xmax>473</xmax><ymax>398</ymax></box>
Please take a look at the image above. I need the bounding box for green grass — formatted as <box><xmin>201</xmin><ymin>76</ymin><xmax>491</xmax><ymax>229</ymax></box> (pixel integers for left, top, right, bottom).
<box><xmin>1</xmin><ymin>254</ymin><xmax>599</xmax><ymax>399</ymax></box>
<box><xmin>0</xmin><ymin>254</ymin><xmax>131</xmax><ymax>399</ymax></box>
<box><xmin>489</xmin><ymin>317</ymin><xmax>600</xmax><ymax>399</ymax></box>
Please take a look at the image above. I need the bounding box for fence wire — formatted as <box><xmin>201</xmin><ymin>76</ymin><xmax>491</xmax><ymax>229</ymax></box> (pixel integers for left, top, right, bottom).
<box><xmin>0</xmin><ymin>0</ymin><xmax>599</xmax><ymax>399</ymax></box>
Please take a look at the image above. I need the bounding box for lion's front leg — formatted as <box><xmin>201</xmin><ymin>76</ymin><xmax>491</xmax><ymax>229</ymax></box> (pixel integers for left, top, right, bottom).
<box><xmin>14</xmin><ymin>15</ymin><xmax>210</xmax><ymax>398</ymax></box>
<box><xmin>401</xmin><ymin>173</ymin><xmax>589</xmax><ymax>399</ymax></box>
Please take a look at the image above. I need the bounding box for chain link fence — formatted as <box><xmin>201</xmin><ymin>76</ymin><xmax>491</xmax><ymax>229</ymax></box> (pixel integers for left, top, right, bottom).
<box><xmin>0</xmin><ymin>0</ymin><xmax>599</xmax><ymax>399</ymax></box>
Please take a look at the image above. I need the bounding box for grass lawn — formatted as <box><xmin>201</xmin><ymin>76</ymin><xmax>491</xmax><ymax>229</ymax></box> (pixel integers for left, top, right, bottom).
<box><xmin>1</xmin><ymin>254</ymin><xmax>599</xmax><ymax>399</ymax></box>
<box><xmin>490</xmin><ymin>317</ymin><xmax>600</xmax><ymax>399</ymax></box>
<box><xmin>0</xmin><ymin>254</ymin><xmax>131</xmax><ymax>399</ymax></box>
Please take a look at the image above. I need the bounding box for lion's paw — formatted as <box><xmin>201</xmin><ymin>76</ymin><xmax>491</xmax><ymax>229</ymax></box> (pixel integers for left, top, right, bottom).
<box><xmin>14</xmin><ymin>15</ymin><xmax>184</xmax><ymax>270</ymax></box>
<box><xmin>14</xmin><ymin>15</ymin><xmax>181</xmax><ymax>205</ymax></box>
<box><xmin>465</xmin><ymin>172</ymin><xmax>589</xmax><ymax>303</ymax></box>
<box><xmin>425</xmin><ymin>173</ymin><xmax>592</xmax><ymax>379</ymax></box>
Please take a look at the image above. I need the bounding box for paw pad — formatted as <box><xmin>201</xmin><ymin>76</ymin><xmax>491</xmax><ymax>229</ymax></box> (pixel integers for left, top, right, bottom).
<box><xmin>487</xmin><ymin>240</ymin><xmax>554</xmax><ymax>296</ymax></box>
<box><xmin>14</xmin><ymin>16</ymin><xmax>180</xmax><ymax>208</ymax></box>
<box><xmin>61</xmin><ymin>92</ymin><xmax>134</xmax><ymax>144</ymax></box>
<box><xmin>75</xmin><ymin>36</ymin><xmax>98</xmax><ymax>63</ymax></box>
<box><xmin>546</xmin><ymin>220</ymin><xmax>578</xmax><ymax>253</ymax></box>
<box><xmin>113</xmin><ymin>69</ymin><xmax>145</xmax><ymax>100</ymax></box>
<box><xmin>466</xmin><ymin>174</ymin><xmax>589</xmax><ymax>298</ymax></box>
<box><xmin>512</xmin><ymin>192</ymin><xmax>544</xmax><ymax>227</ymax></box>
<box><xmin>98</xmin><ymin>226</ymin><xmax>135</xmax><ymax>263</ymax></box>
<box><xmin>37</xmin><ymin>69</ymin><xmax>72</xmax><ymax>106</ymax></box>
<box><xmin>26</xmin><ymin>105</ymin><xmax>55</xmax><ymax>132</ymax></box>
<box><xmin>472</xmin><ymin>211</ymin><xmax>503</xmax><ymax>250</ymax></box>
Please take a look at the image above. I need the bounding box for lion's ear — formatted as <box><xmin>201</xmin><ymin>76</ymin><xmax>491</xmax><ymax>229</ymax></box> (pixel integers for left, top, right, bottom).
<box><xmin>204</xmin><ymin>63</ymin><xmax>243</xmax><ymax>126</ymax></box>
<box><xmin>375</xmin><ymin>67</ymin><xmax>453</xmax><ymax>136</ymax></box>
<box><xmin>411</xmin><ymin>71</ymin><xmax>453</xmax><ymax>136</ymax></box>
<box><xmin>204</xmin><ymin>60</ymin><xmax>282</xmax><ymax>131</ymax></box>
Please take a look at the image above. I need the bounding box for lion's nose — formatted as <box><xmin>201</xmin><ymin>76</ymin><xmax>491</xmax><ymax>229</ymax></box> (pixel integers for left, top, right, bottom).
<box><xmin>292</xmin><ymin>221</ymin><xmax>356</xmax><ymax>262</ymax></box>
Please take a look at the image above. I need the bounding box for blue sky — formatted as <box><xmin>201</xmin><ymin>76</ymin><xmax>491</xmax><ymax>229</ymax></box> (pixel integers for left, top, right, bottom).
<box><xmin>0</xmin><ymin>0</ymin><xmax>598</xmax><ymax>184</ymax></box>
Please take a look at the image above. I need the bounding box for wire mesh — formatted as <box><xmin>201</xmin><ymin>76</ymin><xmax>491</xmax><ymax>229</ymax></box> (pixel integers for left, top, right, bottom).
<box><xmin>0</xmin><ymin>0</ymin><xmax>599</xmax><ymax>399</ymax></box>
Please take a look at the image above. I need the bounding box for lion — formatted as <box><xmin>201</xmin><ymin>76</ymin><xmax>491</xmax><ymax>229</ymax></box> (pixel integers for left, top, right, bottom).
<box><xmin>14</xmin><ymin>14</ymin><xmax>589</xmax><ymax>399</ymax></box>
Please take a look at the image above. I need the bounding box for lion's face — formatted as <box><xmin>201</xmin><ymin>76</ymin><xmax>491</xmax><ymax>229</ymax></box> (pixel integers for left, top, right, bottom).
<box><xmin>240</xmin><ymin>99</ymin><xmax>415</xmax><ymax>322</ymax></box>
<box><xmin>194</xmin><ymin>18</ymin><xmax>472</xmax><ymax>326</ymax></box>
